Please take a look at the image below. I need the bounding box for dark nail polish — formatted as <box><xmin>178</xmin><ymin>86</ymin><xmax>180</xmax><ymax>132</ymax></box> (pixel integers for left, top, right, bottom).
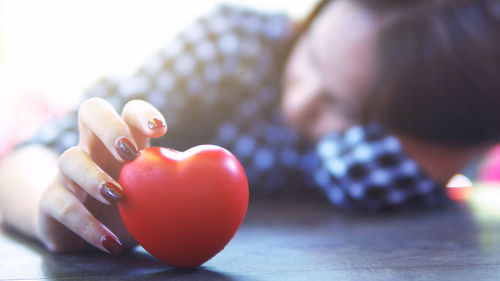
<box><xmin>148</xmin><ymin>117</ymin><xmax>166</xmax><ymax>130</ymax></box>
<box><xmin>101</xmin><ymin>235</ymin><xmax>124</xmax><ymax>255</ymax></box>
<box><xmin>99</xmin><ymin>182</ymin><xmax>123</xmax><ymax>204</ymax></box>
<box><xmin>116</xmin><ymin>138</ymin><xmax>138</xmax><ymax>161</ymax></box>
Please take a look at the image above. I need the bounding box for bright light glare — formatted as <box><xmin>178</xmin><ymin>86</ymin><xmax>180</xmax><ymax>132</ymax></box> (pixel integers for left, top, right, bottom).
<box><xmin>0</xmin><ymin>0</ymin><xmax>314</xmax><ymax>155</ymax></box>
<box><xmin>0</xmin><ymin>0</ymin><xmax>313</xmax><ymax>102</ymax></box>
<box><xmin>468</xmin><ymin>182</ymin><xmax>500</xmax><ymax>220</ymax></box>
<box><xmin>446</xmin><ymin>174</ymin><xmax>472</xmax><ymax>201</ymax></box>
<box><xmin>447</xmin><ymin>174</ymin><xmax>473</xmax><ymax>188</ymax></box>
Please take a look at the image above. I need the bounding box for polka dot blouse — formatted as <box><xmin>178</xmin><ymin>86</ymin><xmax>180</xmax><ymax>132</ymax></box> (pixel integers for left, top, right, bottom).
<box><xmin>18</xmin><ymin>5</ymin><xmax>446</xmax><ymax>211</ymax></box>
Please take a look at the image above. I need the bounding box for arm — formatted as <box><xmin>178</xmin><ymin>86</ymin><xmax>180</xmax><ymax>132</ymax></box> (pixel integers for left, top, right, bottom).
<box><xmin>0</xmin><ymin>145</ymin><xmax>58</xmax><ymax>238</ymax></box>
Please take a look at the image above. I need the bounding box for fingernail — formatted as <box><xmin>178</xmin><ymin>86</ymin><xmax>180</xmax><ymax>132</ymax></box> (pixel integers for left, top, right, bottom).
<box><xmin>101</xmin><ymin>235</ymin><xmax>124</xmax><ymax>255</ymax></box>
<box><xmin>115</xmin><ymin>137</ymin><xmax>138</xmax><ymax>161</ymax></box>
<box><xmin>147</xmin><ymin>117</ymin><xmax>166</xmax><ymax>130</ymax></box>
<box><xmin>99</xmin><ymin>182</ymin><xmax>123</xmax><ymax>204</ymax></box>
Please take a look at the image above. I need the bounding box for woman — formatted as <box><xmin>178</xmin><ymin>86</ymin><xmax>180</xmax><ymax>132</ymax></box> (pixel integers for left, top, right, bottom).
<box><xmin>0</xmin><ymin>0</ymin><xmax>499</xmax><ymax>255</ymax></box>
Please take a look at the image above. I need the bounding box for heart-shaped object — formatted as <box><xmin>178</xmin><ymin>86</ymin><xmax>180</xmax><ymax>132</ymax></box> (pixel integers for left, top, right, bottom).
<box><xmin>118</xmin><ymin>145</ymin><xmax>249</xmax><ymax>268</ymax></box>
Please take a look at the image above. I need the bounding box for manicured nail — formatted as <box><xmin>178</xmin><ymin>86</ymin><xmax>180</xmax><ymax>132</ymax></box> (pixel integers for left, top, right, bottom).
<box><xmin>147</xmin><ymin>117</ymin><xmax>166</xmax><ymax>130</ymax></box>
<box><xmin>99</xmin><ymin>182</ymin><xmax>123</xmax><ymax>204</ymax></box>
<box><xmin>101</xmin><ymin>235</ymin><xmax>124</xmax><ymax>255</ymax></box>
<box><xmin>115</xmin><ymin>137</ymin><xmax>138</xmax><ymax>161</ymax></box>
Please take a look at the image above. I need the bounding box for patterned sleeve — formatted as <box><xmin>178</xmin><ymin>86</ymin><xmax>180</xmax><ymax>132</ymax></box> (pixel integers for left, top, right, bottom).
<box><xmin>309</xmin><ymin>123</ymin><xmax>448</xmax><ymax>211</ymax></box>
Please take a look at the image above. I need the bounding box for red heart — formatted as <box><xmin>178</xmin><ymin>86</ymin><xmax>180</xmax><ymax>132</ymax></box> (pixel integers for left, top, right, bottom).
<box><xmin>118</xmin><ymin>145</ymin><xmax>249</xmax><ymax>268</ymax></box>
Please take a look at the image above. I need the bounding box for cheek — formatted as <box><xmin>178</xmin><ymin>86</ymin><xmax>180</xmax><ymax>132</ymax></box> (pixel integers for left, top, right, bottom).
<box><xmin>281</xmin><ymin>37</ymin><xmax>354</xmax><ymax>139</ymax></box>
<box><xmin>310</xmin><ymin>108</ymin><xmax>353</xmax><ymax>140</ymax></box>
<box><xmin>282</xmin><ymin>77</ymin><xmax>320</xmax><ymax>134</ymax></box>
<box><xmin>283</xmin><ymin>37</ymin><xmax>311</xmax><ymax>92</ymax></box>
<box><xmin>281</xmin><ymin>38</ymin><xmax>317</xmax><ymax>125</ymax></box>
<box><xmin>319</xmin><ymin>29</ymin><xmax>377</xmax><ymax>107</ymax></box>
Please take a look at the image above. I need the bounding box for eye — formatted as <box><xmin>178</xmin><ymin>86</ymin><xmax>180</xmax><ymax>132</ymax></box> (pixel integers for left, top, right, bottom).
<box><xmin>322</xmin><ymin>90</ymin><xmax>360</xmax><ymax>121</ymax></box>
<box><xmin>321</xmin><ymin>91</ymin><xmax>336</xmax><ymax>105</ymax></box>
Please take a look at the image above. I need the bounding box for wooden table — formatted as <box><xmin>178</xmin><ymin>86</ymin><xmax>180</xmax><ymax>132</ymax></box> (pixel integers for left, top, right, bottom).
<box><xmin>2</xmin><ymin>190</ymin><xmax>500</xmax><ymax>281</ymax></box>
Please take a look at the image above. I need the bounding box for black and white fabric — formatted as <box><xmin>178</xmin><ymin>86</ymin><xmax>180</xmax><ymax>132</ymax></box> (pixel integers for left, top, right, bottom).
<box><xmin>18</xmin><ymin>5</ymin><xmax>446</xmax><ymax>211</ymax></box>
<box><xmin>312</xmin><ymin>123</ymin><xmax>445</xmax><ymax>211</ymax></box>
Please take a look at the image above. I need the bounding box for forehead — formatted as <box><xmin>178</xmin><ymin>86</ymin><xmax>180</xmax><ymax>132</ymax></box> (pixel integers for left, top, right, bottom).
<box><xmin>311</xmin><ymin>0</ymin><xmax>378</xmax><ymax>99</ymax></box>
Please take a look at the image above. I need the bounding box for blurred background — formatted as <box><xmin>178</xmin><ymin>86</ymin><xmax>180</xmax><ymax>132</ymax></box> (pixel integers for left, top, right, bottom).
<box><xmin>2</xmin><ymin>0</ymin><xmax>500</xmax><ymax>206</ymax></box>
<box><xmin>0</xmin><ymin>0</ymin><xmax>314</xmax><ymax>157</ymax></box>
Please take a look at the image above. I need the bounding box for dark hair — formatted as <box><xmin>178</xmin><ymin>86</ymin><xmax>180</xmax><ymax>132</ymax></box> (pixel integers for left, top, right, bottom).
<box><xmin>359</xmin><ymin>0</ymin><xmax>500</xmax><ymax>146</ymax></box>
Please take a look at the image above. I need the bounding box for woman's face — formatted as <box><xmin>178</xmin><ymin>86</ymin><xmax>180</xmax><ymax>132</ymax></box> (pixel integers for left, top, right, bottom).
<box><xmin>282</xmin><ymin>0</ymin><xmax>489</xmax><ymax>186</ymax></box>
<box><xmin>282</xmin><ymin>0</ymin><xmax>377</xmax><ymax>140</ymax></box>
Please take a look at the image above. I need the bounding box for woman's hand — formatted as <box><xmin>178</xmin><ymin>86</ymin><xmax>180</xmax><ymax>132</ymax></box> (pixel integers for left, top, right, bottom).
<box><xmin>37</xmin><ymin>98</ymin><xmax>167</xmax><ymax>255</ymax></box>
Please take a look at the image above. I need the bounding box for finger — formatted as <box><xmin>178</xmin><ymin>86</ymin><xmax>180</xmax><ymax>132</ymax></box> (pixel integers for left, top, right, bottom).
<box><xmin>121</xmin><ymin>99</ymin><xmax>167</xmax><ymax>148</ymax></box>
<box><xmin>40</xmin><ymin>180</ymin><xmax>124</xmax><ymax>255</ymax></box>
<box><xmin>58</xmin><ymin>146</ymin><xmax>123</xmax><ymax>205</ymax></box>
<box><xmin>78</xmin><ymin>97</ymin><xmax>139</xmax><ymax>162</ymax></box>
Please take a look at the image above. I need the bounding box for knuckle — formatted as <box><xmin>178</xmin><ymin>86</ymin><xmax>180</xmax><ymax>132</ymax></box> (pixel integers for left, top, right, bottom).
<box><xmin>105</xmin><ymin>119</ymin><xmax>131</xmax><ymax>141</ymax></box>
<box><xmin>39</xmin><ymin>179</ymin><xmax>60</xmax><ymax>213</ymax></box>
<box><xmin>58</xmin><ymin>202</ymin><xmax>80</xmax><ymax>225</ymax></box>
<box><xmin>78</xmin><ymin>97</ymin><xmax>108</xmax><ymax>120</ymax></box>
<box><xmin>82</xmin><ymin>168</ymin><xmax>105</xmax><ymax>194</ymax></box>
<box><xmin>58</xmin><ymin>146</ymin><xmax>80</xmax><ymax>168</ymax></box>
<box><xmin>123</xmin><ymin>99</ymin><xmax>160</xmax><ymax>116</ymax></box>
<box><xmin>78</xmin><ymin>97</ymin><xmax>96</xmax><ymax>114</ymax></box>
<box><xmin>79</xmin><ymin>98</ymin><xmax>131</xmax><ymax>142</ymax></box>
<box><xmin>122</xmin><ymin>99</ymin><xmax>143</xmax><ymax>111</ymax></box>
<box><xmin>84</xmin><ymin>97</ymin><xmax>106</xmax><ymax>108</ymax></box>
<box><xmin>79</xmin><ymin>224</ymin><xmax>100</xmax><ymax>242</ymax></box>
<box><xmin>45</xmin><ymin>243</ymin><xmax>59</xmax><ymax>252</ymax></box>
<box><xmin>39</xmin><ymin>190</ymin><xmax>52</xmax><ymax>213</ymax></box>
<box><xmin>44</xmin><ymin>241</ymin><xmax>65</xmax><ymax>253</ymax></box>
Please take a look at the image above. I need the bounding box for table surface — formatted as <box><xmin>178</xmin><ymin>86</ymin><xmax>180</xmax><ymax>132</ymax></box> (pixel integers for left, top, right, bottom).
<box><xmin>2</xmin><ymin>191</ymin><xmax>500</xmax><ymax>281</ymax></box>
